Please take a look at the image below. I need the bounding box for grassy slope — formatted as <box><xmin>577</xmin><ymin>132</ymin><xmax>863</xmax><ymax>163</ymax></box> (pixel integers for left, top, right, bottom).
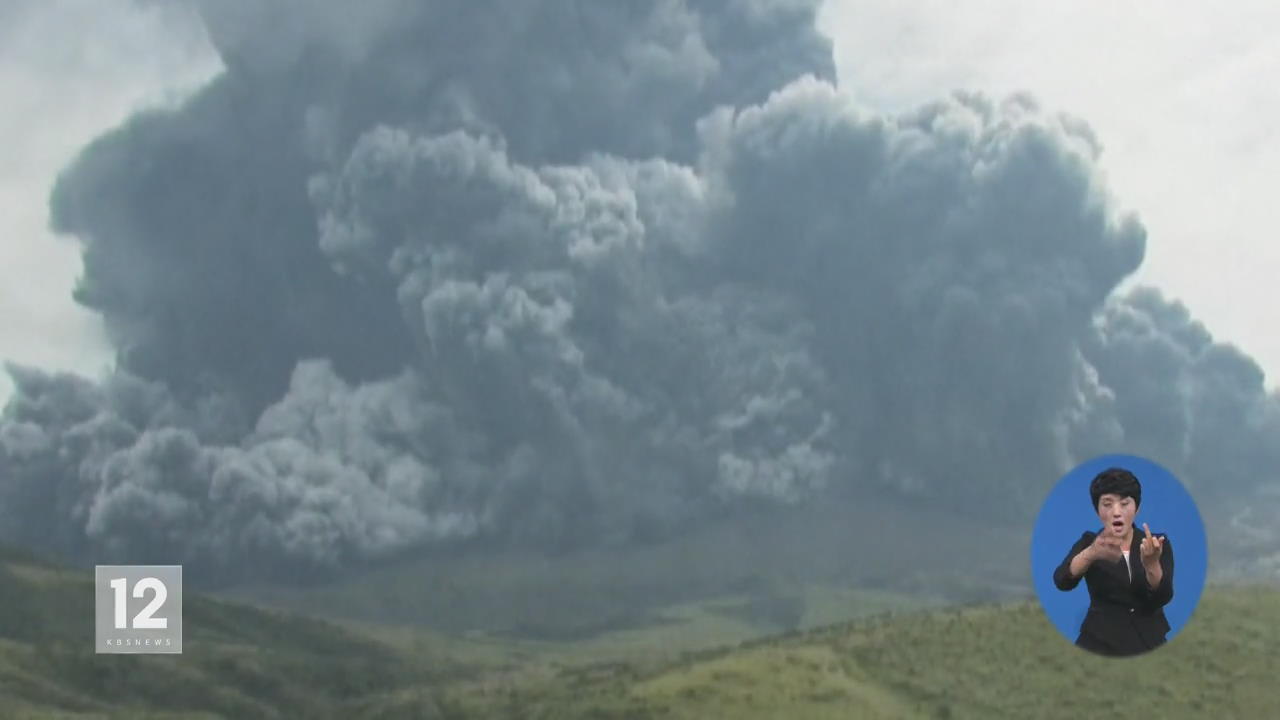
<box><xmin>3</xmin><ymin>544</ymin><xmax>1278</xmax><ymax>719</ymax></box>
<box><xmin>0</xmin><ymin>547</ymin><xmax>453</xmax><ymax>718</ymax></box>
<box><xmin>455</xmin><ymin>583</ymin><xmax>1280</xmax><ymax>719</ymax></box>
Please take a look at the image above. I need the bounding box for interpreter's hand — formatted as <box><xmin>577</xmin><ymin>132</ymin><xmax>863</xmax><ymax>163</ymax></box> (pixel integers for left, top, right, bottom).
<box><xmin>1087</xmin><ymin>531</ymin><xmax>1125</xmax><ymax>564</ymax></box>
<box><xmin>1140</xmin><ymin>522</ymin><xmax>1164</xmax><ymax>567</ymax></box>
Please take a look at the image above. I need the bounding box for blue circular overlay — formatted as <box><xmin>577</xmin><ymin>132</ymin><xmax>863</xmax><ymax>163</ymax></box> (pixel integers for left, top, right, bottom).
<box><xmin>1030</xmin><ymin>454</ymin><xmax>1208</xmax><ymax>648</ymax></box>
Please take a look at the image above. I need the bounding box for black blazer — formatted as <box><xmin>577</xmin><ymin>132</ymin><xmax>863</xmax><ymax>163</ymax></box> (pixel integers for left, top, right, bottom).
<box><xmin>1052</xmin><ymin>525</ymin><xmax>1174</xmax><ymax>657</ymax></box>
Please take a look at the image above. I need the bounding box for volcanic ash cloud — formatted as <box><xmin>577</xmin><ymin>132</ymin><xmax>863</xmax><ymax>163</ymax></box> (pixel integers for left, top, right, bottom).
<box><xmin>2</xmin><ymin>0</ymin><xmax>1277</xmax><ymax>583</ymax></box>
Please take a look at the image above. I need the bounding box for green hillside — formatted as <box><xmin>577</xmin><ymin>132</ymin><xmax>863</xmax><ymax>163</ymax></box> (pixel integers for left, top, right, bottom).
<box><xmin>447</xmin><ymin>583</ymin><xmax>1280</xmax><ymax>719</ymax></box>
<box><xmin>0</xmin><ymin>547</ymin><xmax>453</xmax><ymax>718</ymax></box>
<box><xmin>2</xmin><ymin>545</ymin><xmax>1277</xmax><ymax>718</ymax></box>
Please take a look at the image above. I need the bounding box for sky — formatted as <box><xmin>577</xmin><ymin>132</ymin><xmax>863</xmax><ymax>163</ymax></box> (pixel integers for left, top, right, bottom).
<box><xmin>1</xmin><ymin>1</ymin><xmax>1276</xmax><ymax>407</ymax></box>
<box><xmin>817</xmin><ymin>0</ymin><xmax>1280</xmax><ymax>391</ymax></box>
<box><xmin>0</xmin><ymin>0</ymin><xmax>221</xmax><ymax>404</ymax></box>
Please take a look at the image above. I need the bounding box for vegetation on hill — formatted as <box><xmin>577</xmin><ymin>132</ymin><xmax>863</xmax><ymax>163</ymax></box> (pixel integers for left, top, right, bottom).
<box><xmin>2</xmin><ymin>545</ymin><xmax>1276</xmax><ymax>719</ymax></box>
<box><xmin>445</xmin><ymin>583</ymin><xmax>1280</xmax><ymax>719</ymax></box>
<box><xmin>0</xmin><ymin>551</ymin><xmax>450</xmax><ymax>718</ymax></box>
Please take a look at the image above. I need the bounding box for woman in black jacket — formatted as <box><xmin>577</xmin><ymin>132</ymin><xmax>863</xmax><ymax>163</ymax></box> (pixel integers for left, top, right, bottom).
<box><xmin>1053</xmin><ymin>467</ymin><xmax>1175</xmax><ymax>657</ymax></box>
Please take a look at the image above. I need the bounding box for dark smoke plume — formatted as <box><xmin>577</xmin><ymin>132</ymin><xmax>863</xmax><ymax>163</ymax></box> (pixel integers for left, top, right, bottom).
<box><xmin>3</xmin><ymin>0</ymin><xmax>1277</xmax><ymax>584</ymax></box>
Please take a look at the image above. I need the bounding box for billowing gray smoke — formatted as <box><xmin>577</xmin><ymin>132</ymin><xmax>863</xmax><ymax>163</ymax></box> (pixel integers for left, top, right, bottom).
<box><xmin>3</xmin><ymin>0</ymin><xmax>1278</xmax><ymax>584</ymax></box>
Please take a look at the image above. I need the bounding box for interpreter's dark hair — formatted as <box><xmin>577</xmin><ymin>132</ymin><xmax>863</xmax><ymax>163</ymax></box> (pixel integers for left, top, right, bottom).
<box><xmin>1090</xmin><ymin>467</ymin><xmax>1141</xmax><ymax>511</ymax></box>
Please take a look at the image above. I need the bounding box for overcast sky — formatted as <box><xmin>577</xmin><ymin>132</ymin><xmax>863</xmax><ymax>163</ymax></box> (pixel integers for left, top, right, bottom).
<box><xmin>0</xmin><ymin>0</ymin><xmax>219</xmax><ymax>404</ymax></box>
<box><xmin>818</xmin><ymin>0</ymin><xmax>1280</xmax><ymax>389</ymax></box>
<box><xmin>1</xmin><ymin>0</ymin><xmax>1277</xmax><ymax>408</ymax></box>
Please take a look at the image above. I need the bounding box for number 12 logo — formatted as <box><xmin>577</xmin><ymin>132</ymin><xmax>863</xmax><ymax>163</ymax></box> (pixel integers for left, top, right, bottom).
<box><xmin>94</xmin><ymin>564</ymin><xmax>182</xmax><ymax>653</ymax></box>
<box><xmin>108</xmin><ymin>576</ymin><xmax>169</xmax><ymax>629</ymax></box>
